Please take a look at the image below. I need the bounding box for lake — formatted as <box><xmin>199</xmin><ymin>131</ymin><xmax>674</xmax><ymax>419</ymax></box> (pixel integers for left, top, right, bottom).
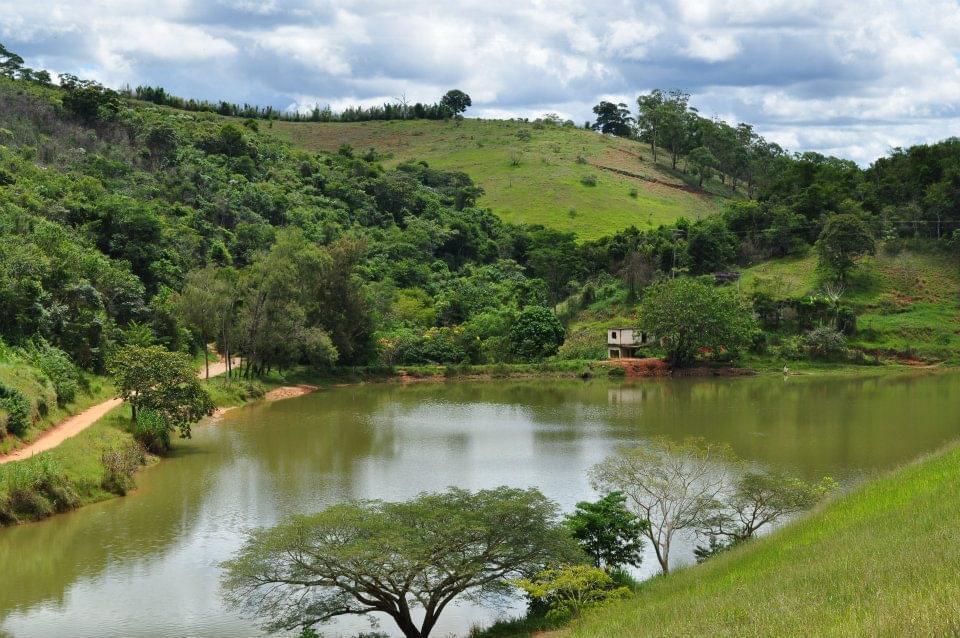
<box><xmin>1</xmin><ymin>372</ymin><xmax>958</xmax><ymax>637</ymax></box>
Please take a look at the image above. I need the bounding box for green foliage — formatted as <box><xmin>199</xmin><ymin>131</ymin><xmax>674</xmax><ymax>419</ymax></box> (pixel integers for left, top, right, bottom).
<box><xmin>563</xmin><ymin>445</ymin><xmax>960</xmax><ymax>638</ymax></box>
<box><xmin>513</xmin><ymin>564</ymin><xmax>631</xmax><ymax>623</ymax></box>
<box><xmin>222</xmin><ymin>486</ymin><xmax>581</xmax><ymax>637</ymax></box>
<box><xmin>110</xmin><ymin>345</ymin><xmax>214</xmax><ymax>439</ymax></box>
<box><xmin>0</xmin><ymin>382</ymin><xmax>30</xmax><ymax>437</ymax></box>
<box><xmin>100</xmin><ymin>442</ymin><xmax>146</xmax><ymax>495</ymax></box>
<box><xmin>440</xmin><ymin>89</ymin><xmax>472</xmax><ymax>115</ymax></box>
<box><xmin>21</xmin><ymin>340</ymin><xmax>81</xmax><ymax>406</ymax></box>
<box><xmin>130</xmin><ymin>408</ymin><xmax>172</xmax><ymax>454</ymax></box>
<box><xmin>817</xmin><ymin>213</ymin><xmax>876</xmax><ymax>281</ymax></box>
<box><xmin>509</xmin><ymin>306</ymin><xmax>565</xmax><ymax>361</ymax></box>
<box><xmin>0</xmin><ymin>456</ymin><xmax>80</xmax><ymax>524</ymax></box>
<box><xmin>802</xmin><ymin>325</ymin><xmax>849</xmax><ymax>360</ymax></box>
<box><xmin>565</xmin><ymin>492</ymin><xmax>647</xmax><ymax>570</ymax></box>
<box><xmin>640</xmin><ymin>278</ymin><xmax>757</xmax><ymax>367</ymax></box>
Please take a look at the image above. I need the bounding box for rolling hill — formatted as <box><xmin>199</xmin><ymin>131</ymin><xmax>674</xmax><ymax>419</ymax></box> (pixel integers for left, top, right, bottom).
<box><xmin>271</xmin><ymin>118</ymin><xmax>734</xmax><ymax>239</ymax></box>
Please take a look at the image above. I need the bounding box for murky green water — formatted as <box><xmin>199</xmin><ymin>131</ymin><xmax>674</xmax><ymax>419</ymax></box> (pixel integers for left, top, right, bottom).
<box><xmin>1</xmin><ymin>372</ymin><xmax>958</xmax><ymax>637</ymax></box>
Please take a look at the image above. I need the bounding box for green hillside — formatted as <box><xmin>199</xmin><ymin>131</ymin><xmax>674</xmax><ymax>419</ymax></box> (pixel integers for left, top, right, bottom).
<box><xmin>271</xmin><ymin>119</ymin><xmax>732</xmax><ymax>239</ymax></box>
<box><xmin>555</xmin><ymin>441</ymin><xmax>960</xmax><ymax>637</ymax></box>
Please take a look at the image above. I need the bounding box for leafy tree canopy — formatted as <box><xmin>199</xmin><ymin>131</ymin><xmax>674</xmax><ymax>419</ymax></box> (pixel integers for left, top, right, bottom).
<box><xmin>222</xmin><ymin>487</ymin><xmax>582</xmax><ymax>638</ymax></box>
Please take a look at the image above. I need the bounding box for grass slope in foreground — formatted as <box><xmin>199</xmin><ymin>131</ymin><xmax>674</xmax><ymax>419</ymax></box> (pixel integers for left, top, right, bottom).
<box><xmin>556</xmin><ymin>441</ymin><xmax>960</xmax><ymax>637</ymax></box>
<box><xmin>271</xmin><ymin>118</ymin><xmax>731</xmax><ymax>239</ymax></box>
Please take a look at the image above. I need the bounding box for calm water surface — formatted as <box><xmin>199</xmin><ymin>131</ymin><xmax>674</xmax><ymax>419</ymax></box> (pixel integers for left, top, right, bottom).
<box><xmin>1</xmin><ymin>372</ymin><xmax>959</xmax><ymax>637</ymax></box>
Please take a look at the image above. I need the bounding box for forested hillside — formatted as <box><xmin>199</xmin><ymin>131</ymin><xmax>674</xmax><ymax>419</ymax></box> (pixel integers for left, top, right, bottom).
<box><xmin>2</xmin><ymin>44</ymin><xmax>960</xmax><ymax>446</ymax></box>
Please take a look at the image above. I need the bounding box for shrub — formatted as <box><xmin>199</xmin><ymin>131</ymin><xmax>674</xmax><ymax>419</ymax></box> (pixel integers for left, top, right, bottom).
<box><xmin>607</xmin><ymin>366</ymin><xmax>626</xmax><ymax>379</ymax></box>
<box><xmin>580</xmin><ymin>174</ymin><xmax>597</xmax><ymax>187</ymax></box>
<box><xmin>0</xmin><ymin>457</ymin><xmax>80</xmax><ymax>523</ymax></box>
<box><xmin>513</xmin><ymin>565</ymin><xmax>631</xmax><ymax>623</ymax></box>
<box><xmin>803</xmin><ymin>325</ymin><xmax>848</xmax><ymax>360</ymax></box>
<box><xmin>629</xmin><ymin>188</ymin><xmax>638</xmax><ymax>198</ymax></box>
<box><xmin>0</xmin><ymin>383</ymin><xmax>30</xmax><ymax>437</ymax></box>
<box><xmin>22</xmin><ymin>340</ymin><xmax>80</xmax><ymax>406</ymax></box>
<box><xmin>101</xmin><ymin>443</ymin><xmax>146</xmax><ymax>495</ymax></box>
<box><xmin>131</xmin><ymin>408</ymin><xmax>172</xmax><ymax>455</ymax></box>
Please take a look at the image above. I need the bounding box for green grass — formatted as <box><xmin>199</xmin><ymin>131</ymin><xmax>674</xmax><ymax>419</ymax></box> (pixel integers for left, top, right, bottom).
<box><xmin>739</xmin><ymin>248</ymin><xmax>960</xmax><ymax>362</ymax></box>
<box><xmin>270</xmin><ymin>119</ymin><xmax>732</xmax><ymax>239</ymax></box>
<box><xmin>551</xmin><ymin>441</ymin><xmax>960</xmax><ymax>637</ymax></box>
<box><xmin>0</xmin><ymin>359</ymin><xmax>115</xmax><ymax>455</ymax></box>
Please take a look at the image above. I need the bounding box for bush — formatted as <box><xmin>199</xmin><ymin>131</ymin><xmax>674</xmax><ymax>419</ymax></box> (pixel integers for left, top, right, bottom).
<box><xmin>580</xmin><ymin>174</ymin><xmax>597</xmax><ymax>187</ymax></box>
<box><xmin>22</xmin><ymin>340</ymin><xmax>80</xmax><ymax>406</ymax></box>
<box><xmin>803</xmin><ymin>325</ymin><xmax>848</xmax><ymax>360</ymax></box>
<box><xmin>131</xmin><ymin>408</ymin><xmax>172</xmax><ymax>455</ymax></box>
<box><xmin>513</xmin><ymin>565</ymin><xmax>631</xmax><ymax>623</ymax></box>
<box><xmin>0</xmin><ymin>457</ymin><xmax>80</xmax><ymax>524</ymax></box>
<box><xmin>0</xmin><ymin>383</ymin><xmax>30</xmax><ymax>437</ymax></box>
<box><xmin>607</xmin><ymin>366</ymin><xmax>627</xmax><ymax>379</ymax></box>
<box><xmin>101</xmin><ymin>443</ymin><xmax>146</xmax><ymax>495</ymax></box>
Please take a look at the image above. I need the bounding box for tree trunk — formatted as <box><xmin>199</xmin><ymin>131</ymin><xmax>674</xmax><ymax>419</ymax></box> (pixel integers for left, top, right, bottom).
<box><xmin>204</xmin><ymin>331</ymin><xmax>210</xmax><ymax>380</ymax></box>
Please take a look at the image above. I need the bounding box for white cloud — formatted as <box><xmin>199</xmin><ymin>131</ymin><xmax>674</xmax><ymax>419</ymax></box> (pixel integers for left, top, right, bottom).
<box><xmin>683</xmin><ymin>32</ymin><xmax>741</xmax><ymax>63</ymax></box>
<box><xmin>4</xmin><ymin>0</ymin><xmax>960</xmax><ymax>163</ymax></box>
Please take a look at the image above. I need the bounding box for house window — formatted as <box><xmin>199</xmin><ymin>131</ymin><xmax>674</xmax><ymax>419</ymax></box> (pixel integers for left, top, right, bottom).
<box><xmin>611</xmin><ymin>331</ymin><xmax>618</xmax><ymax>339</ymax></box>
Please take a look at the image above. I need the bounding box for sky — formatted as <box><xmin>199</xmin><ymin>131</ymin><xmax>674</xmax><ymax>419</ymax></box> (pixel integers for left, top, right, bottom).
<box><xmin>3</xmin><ymin>0</ymin><xmax>960</xmax><ymax>165</ymax></box>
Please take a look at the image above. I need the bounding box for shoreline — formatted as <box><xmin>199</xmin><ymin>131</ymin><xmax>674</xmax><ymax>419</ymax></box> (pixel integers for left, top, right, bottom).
<box><xmin>2</xmin><ymin>361</ymin><xmax>955</xmax><ymax>528</ymax></box>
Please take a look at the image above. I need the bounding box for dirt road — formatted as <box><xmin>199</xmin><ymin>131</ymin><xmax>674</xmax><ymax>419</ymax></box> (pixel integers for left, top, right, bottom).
<box><xmin>0</xmin><ymin>356</ymin><xmax>233</xmax><ymax>465</ymax></box>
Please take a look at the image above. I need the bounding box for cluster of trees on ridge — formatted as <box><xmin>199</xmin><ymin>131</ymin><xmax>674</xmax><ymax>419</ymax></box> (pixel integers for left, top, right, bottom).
<box><xmin>222</xmin><ymin>438</ymin><xmax>834</xmax><ymax>637</ymax></box>
<box><xmin>133</xmin><ymin>85</ymin><xmax>473</xmax><ymax>123</ymax></box>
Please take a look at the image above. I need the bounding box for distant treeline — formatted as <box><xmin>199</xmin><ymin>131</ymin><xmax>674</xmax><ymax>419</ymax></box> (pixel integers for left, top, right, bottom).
<box><xmin>130</xmin><ymin>85</ymin><xmax>464</xmax><ymax>123</ymax></box>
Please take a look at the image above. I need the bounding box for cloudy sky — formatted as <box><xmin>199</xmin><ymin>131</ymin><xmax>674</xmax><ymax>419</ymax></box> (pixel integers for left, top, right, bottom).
<box><xmin>3</xmin><ymin>0</ymin><xmax>960</xmax><ymax>164</ymax></box>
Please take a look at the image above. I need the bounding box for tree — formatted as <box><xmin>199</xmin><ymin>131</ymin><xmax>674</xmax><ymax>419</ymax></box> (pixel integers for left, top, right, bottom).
<box><xmin>687</xmin><ymin>146</ymin><xmax>718</xmax><ymax>188</ymax></box>
<box><xmin>704</xmin><ymin>471</ymin><xmax>836</xmax><ymax>542</ymax></box>
<box><xmin>176</xmin><ymin>267</ymin><xmax>225</xmax><ymax>379</ymax></box>
<box><xmin>565</xmin><ymin>492</ymin><xmax>647</xmax><ymax>570</ymax></box>
<box><xmin>636</xmin><ymin>90</ymin><xmax>666</xmax><ymax>162</ymax></box>
<box><xmin>440</xmin><ymin>89</ymin><xmax>471</xmax><ymax>115</ymax></box>
<box><xmin>619</xmin><ymin>250</ymin><xmax>657</xmax><ymax>300</ymax></box>
<box><xmin>591</xmin><ymin>101</ymin><xmax>634</xmax><ymax>138</ymax></box>
<box><xmin>110</xmin><ymin>345</ymin><xmax>214</xmax><ymax>439</ymax></box>
<box><xmin>639</xmin><ymin>278</ymin><xmax>756</xmax><ymax>367</ymax></box>
<box><xmin>590</xmin><ymin>437</ymin><xmax>734</xmax><ymax>574</ymax></box>
<box><xmin>817</xmin><ymin>213</ymin><xmax>876</xmax><ymax>281</ymax></box>
<box><xmin>222</xmin><ymin>487</ymin><xmax>581</xmax><ymax>638</ymax></box>
<box><xmin>512</xmin><ymin>565</ymin><xmax>630</xmax><ymax>623</ymax></box>
<box><xmin>0</xmin><ymin>43</ymin><xmax>24</xmax><ymax>78</ymax></box>
<box><xmin>60</xmin><ymin>79</ymin><xmax>122</xmax><ymax>122</ymax></box>
<box><xmin>685</xmin><ymin>219</ymin><xmax>738</xmax><ymax>275</ymax></box>
<box><xmin>509</xmin><ymin>306</ymin><xmax>565</xmax><ymax>361</ymax></box>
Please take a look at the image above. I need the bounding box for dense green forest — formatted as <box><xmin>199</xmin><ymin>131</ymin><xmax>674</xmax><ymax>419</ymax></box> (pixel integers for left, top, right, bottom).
<box><xmin>1</xmin><ymin>41</ymin><xmax>959</xmax><ymax>438</ymax></box>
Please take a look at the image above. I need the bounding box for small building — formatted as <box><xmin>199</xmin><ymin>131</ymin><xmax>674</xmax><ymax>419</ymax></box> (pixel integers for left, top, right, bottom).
<box><xmin>607</xmin><ymin>327</ymin><xmax>654</xmax><ymax>359</ymax></box>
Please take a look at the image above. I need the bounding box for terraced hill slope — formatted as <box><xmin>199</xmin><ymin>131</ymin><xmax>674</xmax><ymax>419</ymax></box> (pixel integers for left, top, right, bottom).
<box><xmin>271</xmin><ymin>119</ymin><xmax>735</xmax><ymax>239</ymax></box>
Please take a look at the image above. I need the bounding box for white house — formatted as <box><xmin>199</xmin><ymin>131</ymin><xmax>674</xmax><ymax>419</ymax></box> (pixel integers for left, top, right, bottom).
<box><xmin>607</xmin><ymin>327</ymin><xmax>654</xmax><ymax>359</ymax></box>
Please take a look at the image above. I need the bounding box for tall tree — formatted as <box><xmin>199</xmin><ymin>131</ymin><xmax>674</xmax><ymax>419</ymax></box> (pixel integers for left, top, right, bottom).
<box><xmin>636</xmin><ymin>89</ymin><xmax>666</xmax><ymax>162</ymax></box>
<box><xmin>440</xmin><ymin>89</ymin><xmax>472</xmax><ymax>115</ymax></box>
<box><xmin>590</xmin><ymin>437</ymin><xmax>734</xmax><ymax>574</ymax></box>
<box><xmin>639</xmin><ymin>278</ymin><xmax>756</xmax><ymax>367</ymax></box>
<box><xmin>592</xmin><ymin>101</ymin><xmax>634</xmax><ymax>137</ymax></box>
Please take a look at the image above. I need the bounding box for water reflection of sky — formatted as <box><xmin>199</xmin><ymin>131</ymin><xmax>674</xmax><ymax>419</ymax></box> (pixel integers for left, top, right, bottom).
<box><xmin>2</xmin><ymin>372</ymin><xmax>959</xmax><ymax>637</ymax></box>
